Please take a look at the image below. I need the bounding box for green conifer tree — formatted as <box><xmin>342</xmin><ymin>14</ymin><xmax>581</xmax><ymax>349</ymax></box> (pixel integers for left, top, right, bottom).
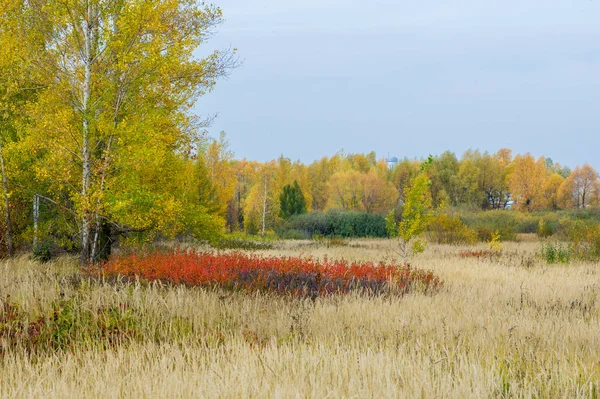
<box><xmin>279</xmin><ymin>181</ymin><xmax>307</xmax><ymax>219</ymax></box>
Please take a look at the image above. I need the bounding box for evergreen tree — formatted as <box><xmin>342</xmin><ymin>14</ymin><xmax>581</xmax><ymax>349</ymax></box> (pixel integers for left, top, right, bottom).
<box><xmin>279</xmin><ymin>181</ymin><xmax>307</xmax><ymax>219</ymax></box>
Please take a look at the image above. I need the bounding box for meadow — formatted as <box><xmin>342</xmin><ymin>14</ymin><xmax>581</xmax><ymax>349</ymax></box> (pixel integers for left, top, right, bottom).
<box><xmin>1</xmin><ymin>238</ymin><xmax>599</xmax><ymax>398</ymax></box>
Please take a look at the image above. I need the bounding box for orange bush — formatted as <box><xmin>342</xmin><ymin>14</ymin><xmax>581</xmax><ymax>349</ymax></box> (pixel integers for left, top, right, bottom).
<box><xmin>96</xmin><ymin>251</ymin><xmax>443</xmax><ymax>297</ymax></box>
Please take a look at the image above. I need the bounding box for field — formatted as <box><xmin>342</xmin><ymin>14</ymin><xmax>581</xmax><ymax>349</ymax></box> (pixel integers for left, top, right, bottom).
<box><xmin>1</xmin><ymin>239</ymin><xmax>599</xmax><ymax>398</ymax></box>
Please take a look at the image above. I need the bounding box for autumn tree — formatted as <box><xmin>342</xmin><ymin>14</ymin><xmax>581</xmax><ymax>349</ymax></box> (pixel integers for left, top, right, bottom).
<box><xmin>457</xmin><ymin>154</ymin><xmax>483</xmax><ymax>207</ymax></box>
<box><xmin>545</xmin><ymin>158</ymin><xmax>571</xmax><ymax>178</ymax></box>
<box><xmin>557</xmin><ymin>177</ymin><xmax>576</xmax><ymax>209</ymax></box>
<box><xmin>496</xmin><ymin>148</ymin><xmax>513</xmax><ymax>168</ymax></box>
<box><xmin>360</xmin><ymin>170</ymin><xmax>397</xmax><ymax>214</ymax></box>
<box><xmin>0</xmin><ymin>3</ymin><xmax>22</xmax><ymax>256</ymax></box>
<box><xmin>429</xmin><ymin>151</ymin><xmax>460</xmax><ymax>206</ymax></box>
<box><xmin>425</xmin><ymin>160</ymin><xmax>448</xmax><ymax>209</ymax></box>
<box><xmin>204</xmin><ymin>132</ymin><xmax>236</xmax><ymax>216</ymax></box>
<box><xmin>0</xmin><ymin>0</ymin><xmax>51</xmax><ymax>256</ymax></box>
<box><xmin>386</xmin><ymin>157</ymin><xmax>434</xmax><ymax>263</ymax></box>
<box><xmin>347</xmin><ymin>152</ymin><xmax>376</xmax><ymax>173</ymax></box>
<box><xmin>390</xmin><ymin>158</ymin><xmax>420</xmax><ymax>203</ymax></box>
<box><xmin>244</xmin><ymin>163</ymin><xmax>279</xmax><ymax>236</ymax></box>
<box><xmin>14</xmin><ymin>0</ymin><xmax>235</xmax><ymax>263</ymax></box>
<box><xmin>229</xmin><ymin>159</ymin><xmax>260</xmax><ymax>232</ymax></box>
<box><xmin>308</xmin><ymin>156</ymin><xmax>339</xmax><ymax>211</ymax></box>
<box><xmin>195</xmin><ymin>149</ymin><xmax>220</xmax><ymax>215</ymax></box>
<box><xmin>508</xmin><ymin>154</ymin><xmax>547</xmax><ymax>211</ymax></box>
<box><xmin>327</xmin><ymin>170</ymin><xmax>363</xmax><ymax>211</ymax></box>
<box><xmin>288</xmin><ymin>162</ymin><xmax>313</xmax><ymax>213</ymax></box>
<box><xmin>561</xmin><ymin>165</ymin><xmax>599</xmax><ymax>208</ymax></box>
<box><xmin>541</xmin><ymin>173</ymin><xmax>564</xmax><ymax>210</ymax></box>
<box><xmin>474</xmin><ymin>151</ymin><xmax>510</xmax><ymax>210</ymax></box>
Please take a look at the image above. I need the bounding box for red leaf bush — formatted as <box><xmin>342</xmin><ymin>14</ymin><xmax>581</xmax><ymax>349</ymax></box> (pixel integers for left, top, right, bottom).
<box><xmin>458</xmin><ymin>249</ymin><xmax>502</xmax><ymax>259</ymax></box>
<box><xmin>97</xmin><ymin>251</ymin><xmax>443</xmax><ymax>297</ymax></box>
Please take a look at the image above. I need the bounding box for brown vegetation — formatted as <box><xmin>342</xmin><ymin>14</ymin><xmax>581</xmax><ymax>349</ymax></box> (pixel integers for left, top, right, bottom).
<box><xmin>1</xmin><ymin>240</ymin><xmax>598</xmax><ymax>397</ymax></box>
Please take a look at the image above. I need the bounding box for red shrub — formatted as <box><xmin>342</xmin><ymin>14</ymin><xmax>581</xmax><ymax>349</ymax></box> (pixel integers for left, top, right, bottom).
<box><xmin>458</xmin><ymin>249</ymin><xmax>501</xmax><ymax>259</ymax></box>
<box><xmin>96</xmin><ymin>251</ymin><xmax>443</xmax><ymax>297</ymax></box>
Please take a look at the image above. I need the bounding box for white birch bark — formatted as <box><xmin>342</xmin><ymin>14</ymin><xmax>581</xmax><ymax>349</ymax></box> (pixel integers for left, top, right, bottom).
<box><xmin>33</xmin><ymin>194</ymin><xmax>39</xmax><ymax>248</ymax></box>
<box><xmin>80</xmin><ymin>3</ymin><xmax>94</xmax><ymax>265</ymax></box>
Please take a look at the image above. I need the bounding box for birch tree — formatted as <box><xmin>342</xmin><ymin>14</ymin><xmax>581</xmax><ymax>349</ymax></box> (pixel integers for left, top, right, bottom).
<box><xmin>15</xmin><ymin>0</ymin><xmax>235</xmax><ymax>263</ymax></box>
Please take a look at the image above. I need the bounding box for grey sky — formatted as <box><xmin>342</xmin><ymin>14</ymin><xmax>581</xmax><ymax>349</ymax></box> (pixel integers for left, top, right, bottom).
<box><xmin>195</xmin><ymin>0</ymin><xmax>600</xmax><ymax>170</ymax></box>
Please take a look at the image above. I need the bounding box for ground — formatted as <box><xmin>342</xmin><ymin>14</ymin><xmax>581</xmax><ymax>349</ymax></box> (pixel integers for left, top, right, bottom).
<box><xmin>1</xmin><ymin>239</ymin><xmax>599</xmax><ymax>398</ymax></box>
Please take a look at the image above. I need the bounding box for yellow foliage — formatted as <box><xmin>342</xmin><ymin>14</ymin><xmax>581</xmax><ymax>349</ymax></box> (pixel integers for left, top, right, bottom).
<box><xmin>507</xmin><ymin>154</ymin><xmax>547</xmax><ymax>211</ymax></box>
<box><xmin>488</xmin><ymin>230</ymin><xmax>503</xmax><ymax>253</ymax></box>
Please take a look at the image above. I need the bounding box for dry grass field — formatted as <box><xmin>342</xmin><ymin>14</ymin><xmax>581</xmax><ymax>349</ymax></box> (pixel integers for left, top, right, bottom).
<box><xmin>1</xmin><ymin>239</ymin><xmax>599</xmax><ymax>398</ymax></box>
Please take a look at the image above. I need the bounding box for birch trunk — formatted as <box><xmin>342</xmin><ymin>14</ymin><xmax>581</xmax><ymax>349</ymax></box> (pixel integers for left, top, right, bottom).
<box><xmin>80</xmin><ymin>4</ymin><xmax>94</xmax><ymax>265</ymax></box>
<box><xmin>0</xmin><ymin>140</ymin><xmax>14</xmax><ymax>257</ymax></box>
<box><xmin>90</xmin><ymin>11</ymin><xmax>123</xmax><ymax>263</ymax></box>
<box><xmin>33</xmin><ymin>195</ymin><xmax>39</xmax><ymax>248</ymax></box>
<box><xmin>90</xmin><ymin>136</ymin><xmax>113</xmax><ymax>263</ymax></box>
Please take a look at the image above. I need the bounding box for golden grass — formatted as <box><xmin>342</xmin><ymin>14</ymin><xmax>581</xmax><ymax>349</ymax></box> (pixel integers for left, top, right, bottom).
<box><xmin>1</xmin><ymin>240</ymin><xmax>599</xmax><ymax>398</ymax></box>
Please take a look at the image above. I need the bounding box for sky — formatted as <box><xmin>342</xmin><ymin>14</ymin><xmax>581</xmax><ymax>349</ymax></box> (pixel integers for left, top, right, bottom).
<box><xmin>194</xmin><ymin>0</ymin><xmax>600</xmax><ymax>170</ymax></box>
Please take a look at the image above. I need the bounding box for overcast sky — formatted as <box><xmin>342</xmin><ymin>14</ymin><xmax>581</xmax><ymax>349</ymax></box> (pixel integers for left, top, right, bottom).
<box><xmin>194</xmin><ymin>0</ymin><xmax>600</xmax><ymax>169</ymax></box>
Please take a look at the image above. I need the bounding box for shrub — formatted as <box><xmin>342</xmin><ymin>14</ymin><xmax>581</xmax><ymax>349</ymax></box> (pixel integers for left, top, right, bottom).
<box><xmin>488</xmin><ymin>230</ymin><xmax>503</xmax><ymax>253</ymax></box>
<box><xmin>276</xmin><ymin>229</ymin><xmax>310</xmax><ymax>240</ymax></box>
<box><xmin>472</xmin><ymin>225</ymin><xmax>517</xmax><ymax>242</ymax></box>
<box><xmin>97</xmin><ymin>251</ymin><xmax>443</xmax><ymax>297</ymax></box>
<box><xmin>539</xmin><ymin>242</ymin><xmax>571</xmax><ymax>264</ymax></box>
<box><xmin>459</xmin><ymin>210</ymin><xmax>541</xmax><ymax>241</ymax></box>
<box><xmin>562</xmin><ymin>207</ymin><xmax>600</xmax><ymax>222</ymax></box>
<box><xmin>537</xmin><ymin>218</ymin><xmax>555</xmax><ymax>238</ymax></box>
<box><xmin>538</xmin><ymin>219</ymin><xmax>600</xmax><ymax>264</ymax></box>
<box><xmin>284</xmin><ymin>210</ymin><xmax>387</xmax><ymax>238</ymax></box>
<box><xmin>33</xmin><ymin>241</ymin><xmax>54</xmax><ymax>263</ymax></box>
<box><xmin>1</xmin><ymin>296</ymin><xmax>138</xmax><ymax>353</ymax></box>
<box><xmin>427</xmin><ymin>214</ymin><xmax>478</xmax><ymax>245</ymax></box>
<box><xmin>560</xmin><ymin>220</ymin><xmax>600</xmax><ymax>261</ymax></box>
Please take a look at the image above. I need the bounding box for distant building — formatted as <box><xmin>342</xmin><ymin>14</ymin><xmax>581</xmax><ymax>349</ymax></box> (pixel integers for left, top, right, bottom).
<box><xmin>386</xmin><ymin>156</ymin><xmax>399</xmax><ymax>170</ymax></box>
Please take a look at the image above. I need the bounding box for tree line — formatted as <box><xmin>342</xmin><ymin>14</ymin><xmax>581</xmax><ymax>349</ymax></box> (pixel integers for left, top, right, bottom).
<box><xmin>223</xmin><ymin>148</ymin><xmax>599</xmax><ymax>235</ymax></box>
<box><xmin>1</xmin><ymin>1</ymin><xmax>599</xmax><ymax>263</ymax></box>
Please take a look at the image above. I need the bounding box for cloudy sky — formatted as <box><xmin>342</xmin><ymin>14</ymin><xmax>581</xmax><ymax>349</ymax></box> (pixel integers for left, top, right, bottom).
<box><xmin>195</xmin><ymin>0</ymin><xmax>600</xmax><ymax>169</ymax></box>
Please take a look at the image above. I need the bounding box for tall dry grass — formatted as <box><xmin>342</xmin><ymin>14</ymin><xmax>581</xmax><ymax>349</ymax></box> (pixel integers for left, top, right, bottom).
<box><xmin>1</xmin><ymin>240</ymin><xmax>599</xmax><ymax>398</ymax></box>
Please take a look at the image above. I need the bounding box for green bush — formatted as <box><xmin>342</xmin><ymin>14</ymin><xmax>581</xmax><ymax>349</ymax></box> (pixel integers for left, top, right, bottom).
<box><xmin>537</xmin><ymin>218</ymin><xmax>555</xmax><ymax>238</ymax></box>
<box><xmin>560</xmin><ymin>219</ymin><xmax>600</xmax><ymax>261</ymax></box>
<box><xmin>538</xmin><ymin>219</ymin><xmax>600</xmax><ymax>264</ymax></box>
<box><xmin>459</xmin><ymin>210</ymin><xmax>540</xmax><ymax>241</ymax></box>
<box><xmin>562</xmin><ymin>207</ymin><xmax>600</xmax><ymax>222</ymax></box>
<box><xmin>540</xmin><ymin>242</ymin><xmax>571</xmax><ymax>264</ymax></box>
<box><xmin>33</xmin><ymin>241</ymin><xmax>54</xmax><ymax>263</ymax></box>
<box><xmin>244</xmin><ymin>211</ymin><xmax>261</xmax><ymax>236</ymax></box>
<box><xmin>276</xmin><ymin>229</ymin><xmax>310</xmax><ymax>240</ymax></box>
<box><xmin>283</xmin><ymin>210</ymin><xmax>387</xmax><ymax>238</ymax></box>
